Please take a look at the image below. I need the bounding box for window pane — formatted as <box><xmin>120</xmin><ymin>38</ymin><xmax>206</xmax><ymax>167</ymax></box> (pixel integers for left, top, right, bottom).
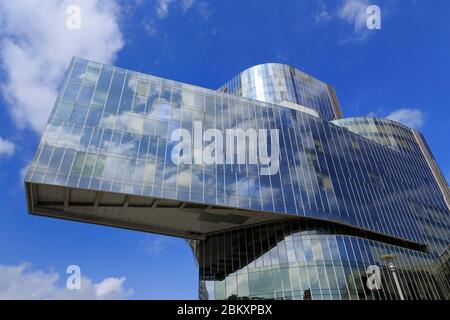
<box><xmin>133</xmin><ymin>95</ymin><xmax>146</xmax><ymax>114</ymax></box>
<box><xmin>86</xmin><ymin>109</ymin><xmax>102</xmax><ymax>127</ymax></box>
<box><xmin>127</xmin><ymin>116</ymin><xmax>143</xmax><ymax>134</ymax></box>
<box><xmin>59</xmin><ymin>149</ymin><xmax>76</xmax><ymax>176</ymax></box>
<box><xmin>70</xmin><ymin>105</ymin><xmax>88</xmax><ymax>124</ymax></box>
<box><xmin>71</xmin><ymin>152</ymin><xmax>86</xmax><ymax>174</ymax></box>
<box><xmin>62</xmin><ymin>83</ymin><xmax>80</xmax><ymax>101</ymax></box>
<box><xmin>93</xmin><ymin>89</ymin><xmax>107</xmax><ymax>107</ymax></box>
<box><xmin>54</xmin><ymin>102</ymin><xmax>75</xmax><ymax>121</ymax></box>
<box><xmin>143</xmin><ymin>119</ymin><xmax>155</xmax><ymax>136</ymax></box>
<box><xmin>82</xmin><ymin>67</ymin><xmax>99</xmax><ymax>87</ymax></box>
<box><xmin>123</xmin><ymin>72</ymin><xmax>138</xmax><ymax>96</ymax></box>
<box><xmin>78</xmin><ymin>86</ymin><xmax>94</xmax><ymax>106</ymax></box>
<box><xmin>69</xmin><ymin>65</ymin><xmax>86</xmax><ymax>84</ymax></box>
<box><xmin>93</xmin><ymin>155</ymin><xmax>106</xmax><ymax>177</ymax></box>
<box><xmin>160</xmin><ymin>85</ymin><xmax>171</xmax><ymax>102</ymax></box>
<box><xmin>100</xmin><ymin>112</ymin><xmax>116</xmax><ymax>129</ymax></box>
<box><xmin>137</xmin><ymin>80</ymin><xmax>149</xmax><ymax>96</ymax></box>
<box><xmin>97</xmin><ymin>70</ymin><xmax>112</xmax><ymax>90</ymax></box>
<box><xmin>81</xmin><ymin>154</ymin><xmax>96</xmax><ymax>176</ymax></box>
<box><xmin>119</xmin><ymin>94</ymin><xmax>133</xmax><ymax>114</ymax></box>
<box><xmin>105</xmin><ymin>93</ymin><xmax>121</xmax><ymax>113</ymax></box>
<box><xmin>36</xmin><ymin>146</ymin><xmax>53</xmax><ymax>169</ymax></box>
<box><xmin>110</xmin><ymin>70</ymin><xmax>125</xmax><ymax>93</ymax></box>
<box><xmin>182</xmin><ymin>90</ymin><xmax>195</xmax><ymax>106</ymax></box>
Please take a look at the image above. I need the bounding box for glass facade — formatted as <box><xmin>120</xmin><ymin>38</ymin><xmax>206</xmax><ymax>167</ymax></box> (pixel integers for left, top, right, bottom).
<box><xmin>332</xmin><ymin>117</ymin><xmax>422</xmax><ymax>154</ymax></box>
<box><xmin>25</xmin><ymin>57</ymin><xmax>450</xmax><ymax>300</ymax></box>
<box><xmin>192</xmin><ymin>220</ymin><xmax>446</xmax><ymax>300</ymax></box>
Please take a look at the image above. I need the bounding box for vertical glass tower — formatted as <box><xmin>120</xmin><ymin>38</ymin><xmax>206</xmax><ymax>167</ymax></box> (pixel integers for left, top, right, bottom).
<box><xmin>25</xmin><ymin>58</ymin><xmax>450</xmax><ymax>300</ymax></box>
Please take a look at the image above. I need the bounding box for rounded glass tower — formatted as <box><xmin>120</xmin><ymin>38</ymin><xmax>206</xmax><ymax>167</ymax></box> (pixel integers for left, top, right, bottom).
<box><xmin>219</xmin><ymin>63</ymin><xmax>343</xmax><ymax>121</ymax></box>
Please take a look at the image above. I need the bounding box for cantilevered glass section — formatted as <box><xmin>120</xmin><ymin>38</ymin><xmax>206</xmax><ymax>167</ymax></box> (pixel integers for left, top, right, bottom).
<box><xmin>24</xmin><ymin>57</ymin><xmax>450</xmax><ymax>300</ymax></box>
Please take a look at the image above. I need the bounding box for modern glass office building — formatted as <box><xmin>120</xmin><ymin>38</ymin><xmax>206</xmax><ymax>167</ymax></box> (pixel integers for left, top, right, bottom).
<box><xmin>25</xmin><ymin>58</ymin><xmax>450</xmax><ymax>300</ymax></box>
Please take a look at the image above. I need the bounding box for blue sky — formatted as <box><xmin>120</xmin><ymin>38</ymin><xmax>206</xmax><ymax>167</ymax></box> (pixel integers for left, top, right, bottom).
<box><xmin>0</xmin><ymin>0</ymin><xmax>449</xmax><ymax>299</ymax></box>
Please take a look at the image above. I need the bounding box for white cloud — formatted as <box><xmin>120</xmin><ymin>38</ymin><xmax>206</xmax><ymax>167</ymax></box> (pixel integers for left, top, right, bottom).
<box><xmin>315</xmin><ymin>2</ymin><xmax>332</xmax><ymax>23</ymax></box>
<box><xmin>155</xmin><ymin>0</ymin><xmax>196</xmax><ymax>19</ymax></box>
<box><xmin>95</xmin><ymin>277</ymin><xmax>129</xmax><ymax>298</ymax></box>
<box><xmin>197</xmin><ymin>2</ymin><xmax>212</xmax><ymax>21</ymax></box>
<box><xmin>141</xmin><ymin>17</ymin><xmax>158</xmax><ymax>37</ymax></box>
<box><xmin>156</xmin><ymin>0</ymin><xmax>174</xmax><ymax>18</ymax></box>
<box><xmin>140</xmin><ymin>235</ymin><xmax>173</xmax><ymax>255</ymax></box>
<box><xmin>143</xmin><ymin>0</ymin><xmax>206</xmax><ymax>36</ymax></box>
<box><xmin>315</xmin><ymin>0</ymin><xmax>382</xmax><ymax>43</ymax></box>
<box><xmin>337</xmin><ymin>0</ymin><xmax>370</xmax><ymax>32</ymax></box>
<box><xmin>386</xmin><ymin>108</ymin><xmax>425</xmax><ymax>129</ymax></box>
<box><xmin>0</xmin><ymin>0</ymin><xmax>124</xmax><ymax>132</ymax></box>
<box><xmin>180</xmin><ymin>0</ymin><xmax>195</xmax><ymax>13</ymax></box>
<box><xmin>0</xmin><ymin>262</ymin><xmax>133</xmax><ymax>300</ymax></box>
<box><xmin>0</xmin><ymin>137</ymin><xmax>15</xmax><ymax>157</ymax></box>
